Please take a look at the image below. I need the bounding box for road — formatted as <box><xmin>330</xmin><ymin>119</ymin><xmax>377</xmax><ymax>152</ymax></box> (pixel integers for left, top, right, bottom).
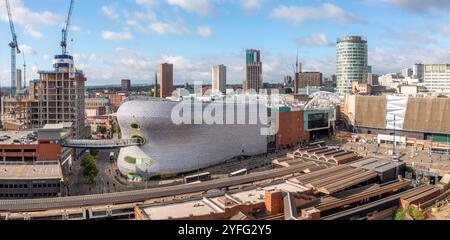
<box><xmin>0</xmin><ymin>161</ymin><xmax>317</xmax><ymax>212</ymax></box>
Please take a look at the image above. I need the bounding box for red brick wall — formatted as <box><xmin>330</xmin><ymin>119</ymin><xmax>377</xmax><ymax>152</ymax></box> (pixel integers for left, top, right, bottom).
<box><xmin>276</xmin><ymin>111</ymin><xmax>310</xmax><ymax>149</ymax></box>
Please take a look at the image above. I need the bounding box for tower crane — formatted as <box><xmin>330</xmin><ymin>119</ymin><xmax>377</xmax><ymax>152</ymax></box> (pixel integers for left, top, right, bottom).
<box><xmin>5</xmin><ymin>0</ymin><xmax>21</xmax><ymax>96</ymax></box>
<box><xmin>61</xmin><ymin>0</ymin><xmax>74</xmax><ymax>55</ymax></box>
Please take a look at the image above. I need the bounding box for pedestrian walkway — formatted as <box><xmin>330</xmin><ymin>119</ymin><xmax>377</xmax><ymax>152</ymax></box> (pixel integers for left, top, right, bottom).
<box><xmin>62</xmin><ymin>139</ymin><xmax>140</xmax><ymax>149</ymax></box>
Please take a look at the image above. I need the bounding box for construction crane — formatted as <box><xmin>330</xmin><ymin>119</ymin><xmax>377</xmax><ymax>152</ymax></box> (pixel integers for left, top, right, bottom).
<box><xmin>61</xmin><ymin>0</ymin><xmax>74</xmax><ymax>55</ymax></box>
<box><xmin>22</xmin><ymin>52</ymin><xmax>26</xmax><ymax>90</ymax></box>
<box><xmin>5</xmin><ymin>0</ymin><xmax>21</xmax><ymax>96</ymax></box>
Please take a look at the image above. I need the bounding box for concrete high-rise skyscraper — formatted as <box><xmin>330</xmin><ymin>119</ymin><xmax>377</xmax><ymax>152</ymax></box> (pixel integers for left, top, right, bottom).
<box><xmin>153</xmin><ymin>72</ymin><xmax>158</xmax><ymax>97</ymax></box>
<box><xmin>413</xmin><ymin>63</ymin><xmax>424</xmax><ymax>81</ymax></box>
<box><xmin>160</xmin><ymin>63</ymin><xmax>173</xmax><ymax>99</ymax></box>
<box><xmin>336</xmin><ymin>36</ymin><xmax>368</xmax><ymax>95</ymax></box>
<box><xmin>212</xmin><ymin>65</ymin><xmax>226</xmax><ymax>94</ymax></box>
<box><xmin>243</xmin><ymin>49</ymin><xmax>262</xmax><ymax>93</ymax></box>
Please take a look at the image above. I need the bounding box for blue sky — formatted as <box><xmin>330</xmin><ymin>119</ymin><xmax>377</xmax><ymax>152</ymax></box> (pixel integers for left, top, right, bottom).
<box><xmin>1</xmin><ymin>0</ymin><xmax>450</xmax><ymax>86</ymax></box>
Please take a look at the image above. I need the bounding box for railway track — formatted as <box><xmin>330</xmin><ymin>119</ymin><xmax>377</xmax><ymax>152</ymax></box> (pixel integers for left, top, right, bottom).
<box><xmin>321</xmin><ymin>185</ymin><xmax>429</xmax><ymax>220</ymax></box>
<box><xmin>0</xmin><ymin>161</ymin><xmax>318</xmax><ymax>212</ymax></box>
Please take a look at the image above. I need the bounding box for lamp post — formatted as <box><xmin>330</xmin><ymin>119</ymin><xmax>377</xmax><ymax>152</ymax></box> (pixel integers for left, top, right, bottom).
<box><xmin>447</xmin><ymin>133</ymin><xmax>449</xmax><ymax>160</ymax></box>
<box><xmin>393</xmin><ymin>115</ymin><xmax>396</xmax><ymax>158</ymax></box>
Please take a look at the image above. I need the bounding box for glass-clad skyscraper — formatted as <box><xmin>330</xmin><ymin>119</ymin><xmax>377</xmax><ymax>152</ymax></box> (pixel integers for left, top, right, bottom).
<box><xmin>336</xmin><ymin>36</ymin><xmax>368</xmax><ymax>95</ymax></box>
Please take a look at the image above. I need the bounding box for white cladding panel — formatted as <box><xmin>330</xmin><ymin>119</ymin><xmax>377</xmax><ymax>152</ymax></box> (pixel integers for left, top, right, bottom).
<box><xmin>386</xmin><ymin>96</ymin><xmax>408</xmax><ymax>130</ymax></box>
<box><xmin>117</xmin><ymin>99</ymin><xmax>268</xmax><ymax>176</ymax></box>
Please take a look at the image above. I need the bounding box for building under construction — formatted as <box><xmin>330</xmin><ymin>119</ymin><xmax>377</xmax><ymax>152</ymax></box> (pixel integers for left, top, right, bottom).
<box><xmin>1</xmin><ymin>55</ymin><xmax>88</xmax><ymax>139</ymax></box>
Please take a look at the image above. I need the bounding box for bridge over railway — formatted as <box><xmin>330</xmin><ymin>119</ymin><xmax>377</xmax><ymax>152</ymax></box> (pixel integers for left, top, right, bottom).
<box><xmin>61</xmin><ymin>139</ymin><xmax>141</xmax><ymax>149</ymax></box>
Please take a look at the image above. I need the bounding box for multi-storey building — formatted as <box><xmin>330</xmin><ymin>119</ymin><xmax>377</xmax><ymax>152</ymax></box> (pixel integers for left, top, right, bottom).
<box><xmin>336</xmin><ymin>36</ymin><xmax>368</xmax><ymax>95</ymax></box>
<box><xmin>28</xmin><ymin>55</ymin><xmax>87</xmax><ymax>139</ymax></box>
<box><xmin>85</xmin><ymin>97</ymin><xmax>111</xmax><ymax>115</ymax></box>
<box><xmin>297</xmin><ymin>72</ymin><xmax>323</xmax><ymax>88</ymax></box>
<box><xmin>243</xmin><ymin>49</ymin><xmax>263</xmax><ymax>93</ymax></box>
<box><xmin>402</xmin><ymin>68</ymin><xmax>413</xmax><ymax>78</ymax></box>
<box><xmin>160</xmin><ymin>63</ymin><xmax>174</xmax><ymax>99</ymax></box>
<box><xmin>92</xmin><ymin>91</ymin><xmax>129</xmax><ymax>113</ymax></box>
<box><xmin>212</xmin><ymin>65</ymin><xmax>226</xmax><ymax>94</ymax></box>
<box><xmin>424</xmin><ymin>64</ymin><xmax>450</xmax><ymax>93</ymax></box>
<box><xmin>2</xmin><ymin>55</ymin><xmax>87</xmax><ymax>139</ymax></box>
<box><xmin>413</xmin><ymin>63</ymin><xmax>424</xmax><ymax>81</ymax></box>
<box><xmin>121</xmin><ymin>79</ymin><xmax>131</xmax><ymax>92</ymax></box>
<box><xmin>0</xmin><ymin>123</ymin><xmax>73</xmax><ymax>199</ymax></box>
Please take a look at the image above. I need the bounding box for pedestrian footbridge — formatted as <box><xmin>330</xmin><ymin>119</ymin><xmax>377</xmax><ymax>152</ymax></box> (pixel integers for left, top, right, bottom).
<box><xmin>62</xmin><ymin>139</ymin><xmax>141</xmax><ymax>149</ymax></box>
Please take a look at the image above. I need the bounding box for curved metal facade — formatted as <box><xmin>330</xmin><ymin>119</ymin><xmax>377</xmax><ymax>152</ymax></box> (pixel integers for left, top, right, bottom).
<box><xmin>116</xmin><ymin>98</ymin><xmax>268</xmax><ymax>177</ymax></box>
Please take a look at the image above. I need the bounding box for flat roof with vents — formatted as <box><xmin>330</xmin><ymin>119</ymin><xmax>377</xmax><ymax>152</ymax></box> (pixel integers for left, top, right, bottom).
<box><xmin>0</xmin><ymin>164</ymin><xmax>63</xmax><ymax>180</ymax></box>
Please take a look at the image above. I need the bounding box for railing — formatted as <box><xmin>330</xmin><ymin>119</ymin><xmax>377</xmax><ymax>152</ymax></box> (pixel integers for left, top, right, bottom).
<box><xmin>62</xmin><ymin>139</ymin><xmax>140</xmax><ymax>149</ymax></box>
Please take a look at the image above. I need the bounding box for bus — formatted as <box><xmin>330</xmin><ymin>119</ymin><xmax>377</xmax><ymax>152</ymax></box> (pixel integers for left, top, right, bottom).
<box><xmin>229</xmin><ymin>169</ymin><xmax>248</xmax><ymax>177</ymax></box>
<box><xmin>184</xmin><ymin>172</ymin><xmax>211</xmax><ymax>184</ymax></box>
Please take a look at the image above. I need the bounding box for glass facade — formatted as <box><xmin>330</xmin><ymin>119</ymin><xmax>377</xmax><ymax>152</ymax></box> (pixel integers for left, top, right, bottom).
<box><xmin>336</xmin><ymin>36</ymin><xmax>368</xmax><ymax>95</ymax></box>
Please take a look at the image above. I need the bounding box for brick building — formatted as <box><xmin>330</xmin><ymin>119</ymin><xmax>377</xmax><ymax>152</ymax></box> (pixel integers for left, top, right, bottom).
<box><xmin>297</xmin><ymin>72</ymin><xmax>323</xmax><ymax>88</ymax></box>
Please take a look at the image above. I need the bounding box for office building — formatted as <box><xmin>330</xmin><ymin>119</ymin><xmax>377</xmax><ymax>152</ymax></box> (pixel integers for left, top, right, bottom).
<box><xmin>336</xmin><ymin>36</ymin><xmax>368</xmax><ymax>95</ymax></box>
<box><xmin>212</xmin><ymin>65</ymin><xmax>226</xmax><ymax>94</ymax></box>
<box><xmin>160</xmin><ymin>63</ymin><xmax>174</xmax><ymax>99</ymax></box>
<box><xmin>423</xmin><ymin>64</ymin><xmax>450</xmax><ymax>93</ymax></box>
<box><xmin>402</xmin><ymin>68</ymin><xmax>413</xmax><ymax>78</ymax></box>
<box><xmin>243</xmin><ymin>49</ymin><xmax>263</xmax><ymax>93</ymax></box>
<box><xmin>121</xmin><ymin>79</ymin><xmax>131</xmax><ymax>92</ymax></box>
<box><xmin>85</xmin><ymin>97</ymin><xmax>111</xmax><ymax>115</ymax></box>
<box><xmin>283</xmin><ymin>75</ymin><xmax>293</xmax><ymax>86</ymax></box>
<box><xmin>93</xmin><ymin>91</ymin><xmax>129</xmax><ymax>113</ymax></box>
<box><xmin>153</xmin><ymin>72</ymin><xmax>158</xmax><ymax>97</ymax></box>
<box><xmin>413</xmin><ymin>63</ymin><xmax>424</xmax><ymax>81</ymax></box>
<box><xmin>297</xmin><ymin>72</ymin><xmax>323</xmax><ymax>88</ymax></box>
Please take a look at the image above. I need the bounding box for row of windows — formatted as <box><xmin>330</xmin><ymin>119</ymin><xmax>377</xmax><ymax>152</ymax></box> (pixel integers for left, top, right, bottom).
<box><xmin>0</xmin><ymin>192</ymin><xmax>58</xmax><ymax>198</ymax></box>
<box><xmin>0</xmin><ymin>183</ymin><xmax>60</xmax><ymax>189</ymax></box>
<box><xmin>0</xmin><ymin>193</ymin><xmax>28</xmax><ymax>198</ymax></box>
<box><xmin>0</xmin><ymin>184</ymin><xmax>28</xmax><ymax>189</ymax></box>
<box><xmin>33</xmin><ymin>183</ymin><xmax>60</xmax><ymax>188</ymax></box>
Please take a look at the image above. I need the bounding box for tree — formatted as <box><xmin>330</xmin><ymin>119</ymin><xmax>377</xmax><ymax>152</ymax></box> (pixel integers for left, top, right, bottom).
<box><xmin>89</xmin><ymin>149</ymin><xmax>100</xmax><ymax>157</ymax></box>
<box><xmin>81</xmin><ymin>154</ymin><xmax>95</xmax><ymax>168</ymax></box>
<box><xmin>394</xmin><ymin>207</ymin><xmax>425</xmax><ymax>220</ymax></box>
<box><xmin>82</xmin><ymin>154</ymin><xmax>98</xmax><ymax>186</ymax></box>
<box><xmin>97</xmin><ymin>125</ymin><xmax>107</xmax><ymax>134</ymax></box>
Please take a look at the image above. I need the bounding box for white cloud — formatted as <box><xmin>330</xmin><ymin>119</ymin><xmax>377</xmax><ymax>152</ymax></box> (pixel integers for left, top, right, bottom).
<box><xmin>383</xmin><ymin>0</ymin><xmax>450</xmax><ymax>13</ymax></box>
<box><xmin>24</xmin><ymin>26</ymin><xmax>43</xmax><ymax>39</ymax></box>
<box><xmin>136</xmin><ymin>0</ymin><xmax>160</xmax><ymax>5</ymax></box>
<box><xmin>197</xmin><ymin>26</ymin><xmax>212</xmax><ymax>37</ymax></box>
<box><xmin>0</xmin><ymin>0</ymin><xmax>64</xmax><ymax>28</ymax></box>
<box><xmin>149</xmin><ymin>21</ymin><xmax>191</xmax><ymax>35</ymax></box>
<box><xmin>165</xmin><ymin>0</ymin><xmax>215</xmax><ymax>16</ymax></box>
<box><xmin>270</xmin><ymin>3</ymin><xmax>363</xmax><ymax>24</ymax></box>
<box><xmin>297</xmin><ymin>33</ymin><xmax>334</xmax><ymax>47</ymax></box>
<box><xmin>0</xmin><ymin>0</ymin><xmax>64</xmax><ymax>40</ymax></box>
<box><xmin>68</xmin><ymin>47</ymin><xmax>338</xmax><ymax>86</ymax></box>
<box><xmin>101</xmin><ymin>5</ymin><xmax>119</xmax><ymax>21</ymax></box>
<box><xmin>101</xmin><ymin>31</ymin><xmax>134</xmax><ymax>41</ymax></box>
<box><xmin>370</xmin><ymin>46</ymin><xmax>450</xmax><ymax>74</ymax></box>
<box><xmin>436</xmin><ymin>24</ymin><xmax>450</xmax><ymax>38</ymax></box>
<box><xmin>241</xmin><ymin>0</ymin><xmax>264</xmax><ymax>14</ymax></box>
<box><xmin>19</xmin><ymin>44</ymin><xmax>37</xmax><ymax>55</ymax></box>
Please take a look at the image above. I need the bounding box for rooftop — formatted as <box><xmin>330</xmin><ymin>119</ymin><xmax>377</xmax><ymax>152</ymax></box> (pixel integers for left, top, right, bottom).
<box><xmin>0</xmin><ymin>131</ymin><xmax>37</xmax><ymax>145</ymax></box>
<box><xmin>138</xmin><ymin>181</ymin><xmax>307</xmax><ymax>220</ymax></box>
<box><xmin>0</xmin><ymin>163</ymin><xmax>63</xmax><ymax>180</ymax></box>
